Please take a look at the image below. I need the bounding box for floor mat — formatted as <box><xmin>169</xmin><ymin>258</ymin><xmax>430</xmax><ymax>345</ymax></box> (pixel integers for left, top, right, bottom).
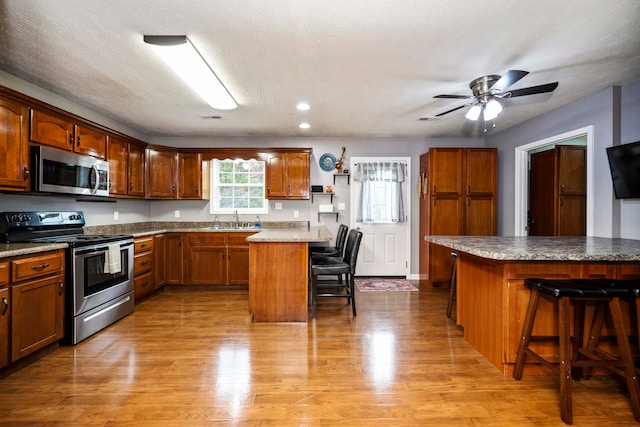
<box><xmin>355</xmin><ymin>278</ymin><xmax>418</xmax><ymax>292</ymax></box>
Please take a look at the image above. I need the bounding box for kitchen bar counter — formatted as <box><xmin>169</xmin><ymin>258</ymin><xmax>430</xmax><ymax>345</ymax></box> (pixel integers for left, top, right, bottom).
<box><xmin>425</xmin><ymin>235</ymin><xmax>640</xmax><ymax>375</ymax></box>
<box><xmin>248</xmin><ymin>226</ymin><xmax>332</xmax><ymax>322</ymax></box>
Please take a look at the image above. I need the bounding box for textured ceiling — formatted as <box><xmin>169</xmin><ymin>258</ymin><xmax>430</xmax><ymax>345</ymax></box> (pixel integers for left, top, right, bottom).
<box><xmin>1</xmin><ymin>0</ymin><xmax>639</xmax><ymax>139</ymax></box>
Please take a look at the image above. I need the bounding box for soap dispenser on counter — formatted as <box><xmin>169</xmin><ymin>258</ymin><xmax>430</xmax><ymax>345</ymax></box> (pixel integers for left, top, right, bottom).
<box><xmin>255</xmin><ymin>215</ymin><xmax>262</xmax><ymax>229</ymax></box>
<box><xmin>213</xmin><ymin>215</ymin><xmax>220</xmax><ymax>229</ymax></box>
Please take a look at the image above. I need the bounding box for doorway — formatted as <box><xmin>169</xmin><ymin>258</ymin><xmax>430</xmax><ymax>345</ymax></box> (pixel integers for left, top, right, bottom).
<box><xmin>349</xmin><ymin>157</ymin><xmax>411</xmax><ymax>277</ymax></box>
<box><xmin>514</xmin><ymin>125</ymin><xmax>594</xmax><ymax>236</ymax></box>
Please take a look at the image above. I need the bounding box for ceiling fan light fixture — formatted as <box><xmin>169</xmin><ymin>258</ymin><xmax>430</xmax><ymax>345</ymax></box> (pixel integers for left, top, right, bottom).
<box><xmin>144</xmin><ymin>35</ymin><xmax>237</xmax><ymax>110</ymax></box>
<box><xmin>465</xmin><ymin>105</ymin><xmax>482</xmax><ymax>121</ymax></box>
<box><xmin>483</xmin><ymin>99</ymin><xmax>503</xmax><ymax>121</ymax></box>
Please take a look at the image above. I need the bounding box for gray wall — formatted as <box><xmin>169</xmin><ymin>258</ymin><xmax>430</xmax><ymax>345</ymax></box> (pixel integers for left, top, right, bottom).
<box><xmin>486</xmin><ymin>78</ymin><xmax>640</xmax><ymax>239</ymax></box>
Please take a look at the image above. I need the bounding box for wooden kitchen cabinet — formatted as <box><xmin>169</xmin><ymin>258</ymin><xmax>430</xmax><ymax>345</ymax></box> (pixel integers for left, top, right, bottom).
<box><xmin>186</xmin><ymin>233</ymin><xmax>227</xmax><ymax>285</ymax></box>
<box><xmin>30</xmin><ymin>109</ymin><xmax>107</xmax><ymax>159</ymax></box>
<box><xmin>165</xmin><ymin>233</ymin><xmax>184</xmax><ymax>285</ymax></box>
<box><xmin>9</xmin><ymin>250</ymin><xmax>65</xmax><ymax>362</ymax></box>
<box><xmin>154</xmin><ymin>234</ymin><xmax>167</xmax><ymax>289</ymax></box>
<box><xmin>133</xmin><ymin>236</ymin><xmax>155</xmax><ymax>302</ymax></box>
<box><xmin>419</xmin><ymin>147</ymin><xmax>497</xmax><ymax>286</ymax></box>
<box><xmin>266</xmin><ymin>151</ymin><xmax>310</xmax><ymax>199</ymax></box>
<box><xmin>178</xmin><ymin>152</ymin><xmax>210</xmax><ymax>200</ymax></box>
<box><xmin>107</xmin><ymin>136</ymin><xmax>146</xmax><ymax>198</ymax></box>
<box><xmin>227</xmin><ymin>234</ymin><xmax>252</xmax><ymax>285</ymax></box>
<box><xmin>184</xmin><ymin>232</ymin><xmax>255</xmax><ymax>286</ymax></box>
<box><xmin>146</xmin><ymin>146</ymin><xmax>178</xmax><ymax>199</ymax></box>
<box><xmin>0</xmin><ymin>261</ymin><xmax>9</xmax><ymax>369</ymax></box>
<box><xmin>0</xmin><ymin>97</ymin><xmax>30</xmax><ymax>192</ymax></box>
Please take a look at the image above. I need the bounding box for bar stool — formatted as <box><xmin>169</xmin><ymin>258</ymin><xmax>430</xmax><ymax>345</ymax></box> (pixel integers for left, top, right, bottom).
<box><xmin>446</xmin><ymin>252</ymin><xmax>457</xmax><ymax>318</ymax></box>
<box><xmin>513</xmin><ymin>278</ymin><xmax>640</xmax><ymax>424</ymax></box>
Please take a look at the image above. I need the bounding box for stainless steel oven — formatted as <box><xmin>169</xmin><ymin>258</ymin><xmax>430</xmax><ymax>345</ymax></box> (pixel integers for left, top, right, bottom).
<box><xmin>70</xmin><ymin>239</ymin><xmax>134</xmax><ymax>344</ymax></box>
<box><xmin>0</xmin><ymin>211</ymin><xmax>135</xmax><ymax>344</ymax></box>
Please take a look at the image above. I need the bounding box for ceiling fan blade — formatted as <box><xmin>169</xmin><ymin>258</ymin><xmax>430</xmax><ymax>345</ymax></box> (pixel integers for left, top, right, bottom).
<box><xmin>507</xmin><ymin>82</ymin><xmax>559</xmax><ymax>97</ymax></box>
<box><xmin>434</xmin><ymin>94</ymin><xmax>472</xmax><ymax>99</ymax></box>
<box><xmin>491</xmin><ymin>70</ymin><xmax>529</xmax><ymax>93</ymax></box>
<box><xmin>435</xmin><ymin>104</ymin><xmax>468</xmax><ymax>117</ymax></box>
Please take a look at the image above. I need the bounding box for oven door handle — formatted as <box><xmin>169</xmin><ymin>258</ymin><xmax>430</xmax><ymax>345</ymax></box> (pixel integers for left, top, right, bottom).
<box><xmin>74</xmin><ymin>241</ymin><xmax>133</xmax><ymax>256</ymax></box>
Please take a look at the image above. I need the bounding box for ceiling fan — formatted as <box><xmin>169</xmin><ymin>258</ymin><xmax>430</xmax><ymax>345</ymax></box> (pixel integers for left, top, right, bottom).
<box><xmin>433</xmin><ymin>70</ymin><xmax>559</xmax><ymax>122</ymax></box>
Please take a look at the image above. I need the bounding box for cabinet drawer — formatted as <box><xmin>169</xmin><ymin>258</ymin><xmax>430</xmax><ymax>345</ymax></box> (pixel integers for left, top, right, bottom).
<box><xmin>134</xmin><ymin>237</ymin><xmax>154</xmax><ymax>253</ymax></box>
<box><xmin>227</xmin><ymin>232</ymin><xmax>255</xmax><ymax>245</ymax></box>
<box><xmin>187</xmin><ymin>233</ymin><xmax>226</xmax><ymax>246</ymax></box>
<box><xmin>134</xmin><ymin>252</ymin><xmax>153</xmax><ymax>274</ymax></box>
<box><xmin>0</xmin><ymin>261</ymin><xmax>8</xmax><ymax>286</ymax></box>
<box><xmin>134</xmin><ymin>270</ymin><xmax>155</xmax><ymax>301</ymax></box>
<box><xmin>11</xmin><ymin>251</ymin><xmax>64</xmax><ymax>282</ymax></box>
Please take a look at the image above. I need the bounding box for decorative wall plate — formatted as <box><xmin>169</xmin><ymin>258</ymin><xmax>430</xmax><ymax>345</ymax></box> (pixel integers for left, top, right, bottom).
<box><xmin>319</xmin><ymin>153</ymin><xmax>336</xmax><ymax>171</ymax></box>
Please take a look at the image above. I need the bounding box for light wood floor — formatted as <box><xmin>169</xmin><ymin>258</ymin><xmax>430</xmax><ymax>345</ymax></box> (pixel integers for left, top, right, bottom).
<box><xmin>0</xmin><ymin>284</ymin><xmax>638</xmax><ymax>426</ymax></box>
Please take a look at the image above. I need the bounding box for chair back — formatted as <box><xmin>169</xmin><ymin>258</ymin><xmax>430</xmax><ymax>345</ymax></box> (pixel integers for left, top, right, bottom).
<box><xmin>334</xmin><ymin>224</ymin><xmax>349</xmax><ymax>255</ymax></box>
<box><xmin>343</xmin><ymin>229</ymin><xmax>364</xmax><ymax>274</ymax></box>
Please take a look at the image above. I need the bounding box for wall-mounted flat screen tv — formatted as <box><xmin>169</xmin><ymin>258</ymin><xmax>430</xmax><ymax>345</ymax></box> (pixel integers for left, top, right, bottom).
<box><xmin>606</xmin><ymin>140</ymin><xmax>640</xmax><ymax>199</ymax></box>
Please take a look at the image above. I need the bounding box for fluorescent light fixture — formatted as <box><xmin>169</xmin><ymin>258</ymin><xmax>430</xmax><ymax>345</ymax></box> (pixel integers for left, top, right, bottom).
<box><xmin>296</xmin><ymin>102</ymin><xmax>310</xmax><ymax>111</ymax></box>
<box><xmin>144</xmin><ymin>35</ymin><xmax>237</xmax><ymax>110</ymax></box>
<box><xmin>299</xmin><ymin>122</ymin><xmax>311</xmax><ymax>129</ymax></box>
<box><xmin>483</xmin><ymin>99</ymin><xmax>502</xmax><ymax>121</ymax></box>
<box><xmin>465</xmin><ymin>105</ymin><xmax>482</xmax><ymax>121</ymax></box>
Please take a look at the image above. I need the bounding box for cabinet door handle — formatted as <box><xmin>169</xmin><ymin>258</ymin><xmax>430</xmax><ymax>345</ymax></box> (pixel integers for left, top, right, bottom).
<box><xmin>77</xmin><ymin>136</ymin><xmax>81</xmax><ymax>147</ymax></box>
<box><xmin>31</xmin><ymin>263</ymin><xmax>50</xmax><ymax>271</ymax></box>
<box><xmin>468</xmin><ymin>185</ymin><xmax>471</xmax><ymax>194</ymax></box>
<box><xmin>1</xmin><ymin>296</ymin><xmax>7</xmax><ymax>316</ymax></box>
<box><xmin>140</xmin><ymin>243</ymin><xmax>148</xmax><ymax>248</ymax></box>
<box><xmin>195</xmin><ymin>186</ymin><xmax>199</xmax><ymax>195</ymax></box>
<box><xmin>130</xmin><ymin>182</ymin><xmax>134</xmax><ymax>191</ymax></box>
<box><xmin>69</xmin><ymin>134</ymin><xmax>74</xmax><ymax>146</ymax></box>
<box><xmin>140</xmin><ymin>261</ymin><xmax>149</xmax><ymax>265</ymax></box>
<box><xmin>560</xmin><ymin>184</ymin><xmax>565</xmax><ymax>193</ymax></box>
<box><xmin>171</xmin><ymin>186</ymin><xmax>176</xmax><ymax>193</ymax></box>
<box><xmin>228</xmin><ymin>249</ymin><xmax>231</xmax><ymax>260</ymax></box>
<box><xmin>58</xmin><ymin>281</ymin><xmax>64</xmax><ymax>295</ymax></box>
<box><xmin>433</xmin><ymin>185</ymin><xmax>437</xmax><ymax>193</ymax></box>
<box><xmin>23</xmin><ymin>167</ymin><xmax>30</xmax><ymax>180</ymax></box>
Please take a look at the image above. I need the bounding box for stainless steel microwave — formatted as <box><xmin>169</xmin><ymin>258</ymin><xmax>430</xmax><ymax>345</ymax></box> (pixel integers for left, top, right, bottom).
<box><xmin>31</xmin><ymin>146</ymin><xmax>110</xmax><ymax>197</ymax></box>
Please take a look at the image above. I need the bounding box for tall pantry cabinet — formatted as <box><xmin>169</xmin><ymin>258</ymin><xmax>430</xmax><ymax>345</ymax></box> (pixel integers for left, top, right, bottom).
<box><xmin>419</xmin><ymin>147</ymin><xmax>498</xmax><ymax>287</ymax></box>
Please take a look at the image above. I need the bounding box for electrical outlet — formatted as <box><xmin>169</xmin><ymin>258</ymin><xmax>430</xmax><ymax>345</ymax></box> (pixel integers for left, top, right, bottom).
<box><xmin>113</xmin><ymin>211</ymin><xmax>119</xmax><ymax>221</ymax></box>
<box><xmin>174</xmin><ymin>210</ymin><xmax>180</xmax><ymax>218</ymax></box>
<box><xmin>293</xmin><ymin>210</ymin><xmax>299</xmax><ymax>218</ymax></box>
<box><xmin>338</xmin><ymin>203</ymin><xmax>346</xmax><ymax>211</ymax></box>
<box><xmin>275</xmin><ymin>203</ymin><xmax>283</xmax><ymax>210</ymax></box>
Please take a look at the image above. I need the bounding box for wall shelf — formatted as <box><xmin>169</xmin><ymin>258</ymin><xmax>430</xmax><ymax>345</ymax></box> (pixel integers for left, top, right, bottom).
<box><xmin>333</xmin><ymin>173</ymin><xmax>350</xmax><ymax>185</ymax></box>
<box><xmin>318</xmin><ymin>211</ymin><xmax>339</xmax><ymax>222</ymax></box>
<box><xmin>311</xmin><ymin>192</ymin><xmax>334</xmax><ymax>203</ymax></box>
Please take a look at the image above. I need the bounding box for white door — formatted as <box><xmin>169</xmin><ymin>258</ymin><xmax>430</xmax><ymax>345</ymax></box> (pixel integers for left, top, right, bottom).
<box><xmin>349</xmin><ymin>157</ymin><xmax>410</xmax><ymax>277</ymax></box>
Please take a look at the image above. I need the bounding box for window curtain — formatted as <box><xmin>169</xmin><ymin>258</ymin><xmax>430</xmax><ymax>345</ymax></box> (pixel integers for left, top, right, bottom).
<box><xmin>353</xmin><ymin>161</ymin><xmax>406</xmax><ymax>223</ymax></box>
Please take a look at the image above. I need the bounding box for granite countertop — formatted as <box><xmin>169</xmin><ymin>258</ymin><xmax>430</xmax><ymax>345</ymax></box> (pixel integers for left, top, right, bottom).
<box><xmin>0</xmin><ymin>242</ymin><xmax>68</xmax><ymax>259</ymax></box>
<box><xmin>247</xmin><ymin>226</ymin><xmax>332</xmax><ymax>243</ymax></box>
<box><xmin>425</xmin><ymin>236</ymin><xmax>640</xmax><ymax>261</ymax></box>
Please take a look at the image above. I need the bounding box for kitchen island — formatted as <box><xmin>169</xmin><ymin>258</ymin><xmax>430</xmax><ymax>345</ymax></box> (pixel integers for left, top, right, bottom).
<box><xmin>247</xmin><ymin>226</ymin><xmax>332</xmax><ymax>322</ymax></box>
<box><xmin>425</xmin><ymin>236</ymin><xmax>640</xmax><ymax>375</ymax></box>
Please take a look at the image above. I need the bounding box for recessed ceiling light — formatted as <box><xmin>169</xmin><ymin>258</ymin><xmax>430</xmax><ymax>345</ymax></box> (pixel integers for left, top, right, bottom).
<box><xmin>299</xmin><ymin>122</ymin><xmax>310</xmax><ymax>129</ymax></box>
<box><xmin>296</xmin><ymin>103</ymin><xmax>310</xmax><ymax>111</ymax></box>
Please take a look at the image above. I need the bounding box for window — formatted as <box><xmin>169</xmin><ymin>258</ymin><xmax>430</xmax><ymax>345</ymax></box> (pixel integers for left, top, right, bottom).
<box><xmin>210</xmin><ymin>159</ymin><xmax>268</xmax><ymax>214</ymax></box>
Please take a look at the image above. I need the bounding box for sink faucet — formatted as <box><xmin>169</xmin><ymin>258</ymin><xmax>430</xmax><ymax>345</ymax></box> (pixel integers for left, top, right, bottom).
<box><xmin>234</xmin><ymin>210</ymin><xmax>239</xmax><ymax>229</ymax></box>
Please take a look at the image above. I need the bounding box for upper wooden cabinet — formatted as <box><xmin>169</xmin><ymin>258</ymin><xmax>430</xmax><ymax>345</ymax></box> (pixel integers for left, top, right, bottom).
<box><xmin>146</xmin><ymin>147</ymin><xmax>177</xmax><ymax>199</ymax></box>
<box><xmin>178</xmin><ymin>152</ymin><xmax>210</xmax><ymax>200</ymax></box>
<box><xmin>266</xmin><ymin>151</ymin><xmax>310</xmax><ymax>199</ymax></box>
<box><xmin>30</xmin><ymin>109</ymin><xmax>107</xmax><ymax>159</ymax></box>
<box><xmin>0</xmin><ymin>97</ymin><xmax>30</xmax><ymax>192</ymax></box>
<box><xmin>419</xmin><ymin>147</ymin><xmax>497</xmax><ymax>286</ymax></box>
<box><xmin>107</xmin><ymin>136</ymin><xmax>146</xmax><ymax>198</ymax></box>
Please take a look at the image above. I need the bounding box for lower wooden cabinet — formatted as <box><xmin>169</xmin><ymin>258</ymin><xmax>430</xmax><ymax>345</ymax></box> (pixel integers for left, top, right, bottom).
<box><xmin>180</xmin><ymin>232</ymin><xmax>254</xmax><ymax>286</ymax></box>
<box><xmin>166</xmin><ymin>233</ymin><xmax>184</xmax><ymax>285</ymax></box>
<box><xmin>133</xmin><ymin>236</ymin><xmax>155</xmax><ymax>302</ymax></box>
<box><xmin>11</xmin><ymin>273</ymin><xmax>65</xmax><ymax>361</ymax></box>
<box><xmin>0</xmin><ymin>286</ymin><xmax>9</xmax><ymax>368</ymax></box>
